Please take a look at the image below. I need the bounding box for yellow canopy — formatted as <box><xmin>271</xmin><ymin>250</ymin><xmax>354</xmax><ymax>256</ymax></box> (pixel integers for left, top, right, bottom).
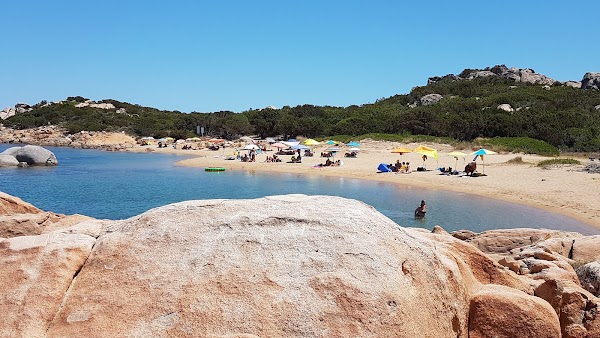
<box><xmin>303</xmin><ymin>139</ymin><xmax>321</xmax><ymax>146</ymax></box>
<box><xmin>413</xmin><ymin>145</ymin><xmax>438</xmax><ymax>160</ymax></box>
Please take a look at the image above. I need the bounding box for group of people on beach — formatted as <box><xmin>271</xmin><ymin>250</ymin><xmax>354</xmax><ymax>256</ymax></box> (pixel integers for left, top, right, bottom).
<box><xmin>387</xmin><ymin>160</ymin><xmax>410</xmax><ymax>173</ymax></box>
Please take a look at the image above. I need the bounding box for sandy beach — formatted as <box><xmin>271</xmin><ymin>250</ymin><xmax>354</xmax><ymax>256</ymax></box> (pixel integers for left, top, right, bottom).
<box><xmin>126</xmin><ymin>139</ymin><xmax>600</xmax><ymax>231</ymax></box>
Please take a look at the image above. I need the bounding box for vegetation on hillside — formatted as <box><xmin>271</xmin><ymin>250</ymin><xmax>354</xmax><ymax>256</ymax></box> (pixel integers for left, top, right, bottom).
<box><xmin>3</xmin><ymin>75</ymin><xmax>600</xmax><ymax>152</ymax></box>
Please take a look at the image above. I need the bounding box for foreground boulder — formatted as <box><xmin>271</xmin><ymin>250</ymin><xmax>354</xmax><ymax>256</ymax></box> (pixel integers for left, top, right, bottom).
<box><xmin>4</xmin><ymin>194</ymin><xmax>594</xmax><ymax>337</ymax></box>
<box><xmin>0</xmin><ymin>232</ymin><xmax>96</xmax><ymax>338</ymax></box>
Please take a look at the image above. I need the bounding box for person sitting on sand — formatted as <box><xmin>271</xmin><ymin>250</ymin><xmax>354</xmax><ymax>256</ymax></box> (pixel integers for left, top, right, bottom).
<box><xmin>414</xmin><ymin>200</ymin><xmax>427</xmax><ymax>218</ymax></box>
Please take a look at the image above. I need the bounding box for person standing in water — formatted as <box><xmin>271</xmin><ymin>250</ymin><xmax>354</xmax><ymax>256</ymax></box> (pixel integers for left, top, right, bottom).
<box><xmin>414</xmin><ymin>200</ymin><xmax>427</xmax><ymax>218</ymax></box>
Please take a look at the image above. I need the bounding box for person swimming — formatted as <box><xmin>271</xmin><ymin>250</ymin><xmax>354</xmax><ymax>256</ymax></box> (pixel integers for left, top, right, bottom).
<box><xmin>414</xmin><ymin>200</ymin><xmax>427</xmax><ymax>218</ymax></box>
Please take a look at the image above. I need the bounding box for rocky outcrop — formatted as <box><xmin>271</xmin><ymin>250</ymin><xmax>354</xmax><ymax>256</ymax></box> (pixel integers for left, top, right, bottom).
<box><xmin>428</xmin><ymin>64</ymin><xmax>557</xmax><ymax>86</ymax></box>
<box><xmin>0</xmin><ymin>126</ymin><xmax>136</xmax><ymax>150</ymax></box>
<box><xmin>1</xmin><ymin>195</ymin><xmax>598</xmax><ymax>337</ymax></box>
<box><xmin>75</xmin><ymin>101</ymin><xmax>116</xmax><ymax>109</ymax></box>
<box><xmin>453</xmin><ymin>227</ymin><xmax>600</xmax><ymax>337</ymax></box>
<box><xmin>0</xmin><ymin>107</ymin><xmax>16</xmax><ymax>120</ymax></box>
<box><xmin>420</xmin><ymin>93</ymin><xmax>443</xmax><ymax>106</ymax></box>
<box><xmin>563</xmin><ymin>81</ymin><xmax>581</xmax><ymax>88</ymax></box>
<box><xmin>0</xmin><ymin>192</ymin><xmax>93</xmax><ymax>238</ymax></box>
<box><xmin>469</xmin><ymin>284</ymin><xmax>561</xmax><ymax>338</ymax></box>
<box><xmin>577</xmin><ymin>262</ymin><xmax>600</xmax><ymax>296</ymax></box>
<box><xmin>581</xmin><ymin>72</ymin><xmax>600</xmax><ymax>90</ymax></box>
<box><xmin>497</xmin><ymin>103</ymin><xmax>514</xmax><ymax>112</ymax></box>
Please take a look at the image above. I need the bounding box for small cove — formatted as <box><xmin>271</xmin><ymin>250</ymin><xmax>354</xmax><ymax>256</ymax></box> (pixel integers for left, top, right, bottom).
<box><xmin>1</xmin><ymin>144</ymin><xmax>598</xmax><ymax>235</ymax></box>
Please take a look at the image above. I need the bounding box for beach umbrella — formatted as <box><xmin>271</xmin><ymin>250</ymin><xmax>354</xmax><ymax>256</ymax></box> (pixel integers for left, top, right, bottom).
<box><xmin>391</xmin><ymin>147</ymin><xmax>412</xmax><ymax>160</ymax></box>
<box><xmin>244</xmin><ymin>144</ymin><xmax>260</xmax><ymax>150</ymax></box>
<box><xmin>326</xmin><ymin>140</ymin><xmax>337</xmax><ymax>145</ymax></box>
<box><xmin>291</xmin><ymin>144</ymin><xmax>309</xmax><ymax>150</ymax></box>
<box><xmin>447</xmin><ymin>151</ymin><xmax>467</xmax><ymax>169</ymax></box>
<box><xmin>240</xmin><ymin>136</ymin><xmax>256</xmax><ymax>144</ymax></box>
<box><xmin>347</xmin><ymin>141</ymin><xmax>361</xmax><ymax>147</ymax></box>
<box><xmin>286</xmin><ymin>138</ymin><xmax>298</xmax><ymax>142</ymax></box>
<box><xmin>348</xmin><ymin>147</ymin><xmax>361</xmax><ymax>152</ymax></box>
<box><xmin>391</xmin><ymin>147</ymin><xmax>412</xmax><ymax>154</ymax></box>
<box><xmin>265</xmin><ymin>137</ymin><xmax>276</xmax><ymax>144</ymax></box>
<box><xmin>303</xmin><ymin>139</ymin><xmax>320</xmax><ymax>146</ymax></box>
<box><xmin>271</xmin><ymin>142</ymin><xmax>288</xmax><ymax>149</ymax></box>
<box><xmin>282</xmin><ymin>141</ymin><xmax>300</xmax><ymax>147</ymax></box>
<box><xmin>208</xmin><ymin>138</ymin><xmax>224</xmax><ymax>143</ymax></box>
<box><xmin>326</xmin><ymin>146</ymin><xmax>341</xmax><ymax>160</ymax></box>
<box><xmin>471</xmin><ymin>148</ymin><xmax>497</xmax><ymax>175</ymax></box>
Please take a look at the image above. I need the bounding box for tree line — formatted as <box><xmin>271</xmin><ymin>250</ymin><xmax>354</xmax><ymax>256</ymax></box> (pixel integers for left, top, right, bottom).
<box><xmin>3</xmin><ymin>77</ymin><xmax>600</xmax><ymax>151</ymax></box>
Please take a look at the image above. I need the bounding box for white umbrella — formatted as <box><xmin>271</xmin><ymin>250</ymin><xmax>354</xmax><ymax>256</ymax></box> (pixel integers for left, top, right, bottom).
<box><xmin>244</xmin><ymin>144</ymin><xmax>260</xmax><ymax>150</ymax></box>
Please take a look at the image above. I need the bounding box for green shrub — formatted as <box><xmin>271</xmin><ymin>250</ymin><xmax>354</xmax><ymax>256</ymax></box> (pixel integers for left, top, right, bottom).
<box><xmin>476</xmin><ymin>137</ymin><xmax>559</xmax><ymax>156</ymax></box>
<box><xmin>537</xmin><ymin>158</ymin><xmax>581</xmax><ymax>167</ymax></box>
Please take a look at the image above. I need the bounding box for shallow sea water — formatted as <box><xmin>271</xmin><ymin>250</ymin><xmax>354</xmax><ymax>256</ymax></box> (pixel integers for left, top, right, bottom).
<box><xmin>0</xmin><ymin>144</ymin><xmax>597</xmax><ymax>234</ymax></box>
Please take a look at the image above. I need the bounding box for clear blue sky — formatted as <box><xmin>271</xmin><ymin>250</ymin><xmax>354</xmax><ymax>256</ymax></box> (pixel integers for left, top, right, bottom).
<box><xmin>1</xmin><ymin>1</ymin><xmax>598</xmax><ymax>113</ymax></box>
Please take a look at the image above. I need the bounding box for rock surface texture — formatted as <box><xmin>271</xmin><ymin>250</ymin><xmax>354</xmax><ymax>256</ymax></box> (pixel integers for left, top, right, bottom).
<box><xmin>1</xmin><ymin>194</ymin><xmax>599</xmax><ymax>337</ymax></box>
<box><xmin>581</xmin><ymin>72</ymin><xmax>600</xmax><ymax>90</ymax></box>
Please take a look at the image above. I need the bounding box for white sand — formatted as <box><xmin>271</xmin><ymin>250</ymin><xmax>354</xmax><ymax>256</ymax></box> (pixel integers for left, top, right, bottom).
<box><xmin>128</xmin><ymin>140</ymin><xmax>600</xmax><ymax>231</ymax></box>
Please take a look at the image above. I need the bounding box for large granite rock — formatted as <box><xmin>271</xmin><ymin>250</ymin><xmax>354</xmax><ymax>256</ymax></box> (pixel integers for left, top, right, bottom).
<box><xmin>420</xmin><ymin>93</ymin><xmax>443</xmax><ymax>106</ymax></box>
<box><xmin>577</xmin><ymin>262</ymin><xmax>600</xmax><ymax>296</ymax></box>
<box><xmin>1</xmin><ymin>194</ymin><xmax>595</xmax><ymax>337</ymax></box>
<box><xmin>41</xmin><ymin>195</ymin><xmax>537</xmax><ymax>337</ymax></box>
<box><xmin>0</xmin><ymin>192</ymin><xmax>93</xmax><ymax>238</ymax></box>
<box><xmin>0</xmin><ymin>232</ymin><xmax>96</xmax><ymax>338</ymax></box>
<box><xmin>1</xmin><ymin>145</ymin><xmax>58</xmax><ymax>166</ymax></box>
<box><xmin>468</xmin><ymin>284</ymin><xmax>561</xmax><ymax>338</ymax></box>
<box><xmin>0</xmin><ymin>154</ymin><xmax>19</xmax><ymax>166</ymax></box>
<box><xmin>581</xmin><ymin>72</ymin><xmax>600</xmax><ymax>90</ymax></box>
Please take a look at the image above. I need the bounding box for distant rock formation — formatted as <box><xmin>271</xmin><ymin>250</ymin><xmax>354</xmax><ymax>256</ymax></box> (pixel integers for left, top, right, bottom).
<box><xmin>581</xmin><ymin>72</ymin><xmax>600</xmax><ymax>90</ymax></box>
<box><xmin>420</xmin><ymin>93</ymin><xmax>443</xmax><ymax>106</ymax></box>
<box><xmin>0</xmin><ymin>126</ymin><xmax>136</xmax><ymax>150</ymax></box>
<box><xmin>74</xmin><ymin>100</ymin><xmax>116</xmax><ymax>109</ymax></box>
<box><xmin>428</xmin><ymin>65</ymin><xmax>557</xmax><ymax>86</ymax></box>
<box><xmin>0</xmin><ymin>103</ymin><xmax>33</xmax><ymax>120</ymax></box>
<box><xmin>1</xmin><ymin>194</ymin><xmax>599</xmax><ymax>337</ymax></box>
<box><xmin>497</xmin><ymin>103</ymin><xmax>514</xmax><ymax>112</ymax></box>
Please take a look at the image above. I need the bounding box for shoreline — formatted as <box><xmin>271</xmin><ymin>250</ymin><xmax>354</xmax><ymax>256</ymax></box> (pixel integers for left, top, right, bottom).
<box><xmin>125</xmin><ymin>142</ymin><xmax>600</xmax><ymax>232</ymax></box>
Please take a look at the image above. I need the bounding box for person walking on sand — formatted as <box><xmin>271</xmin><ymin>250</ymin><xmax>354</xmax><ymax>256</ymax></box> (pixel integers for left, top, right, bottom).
<box><xmin>414</xmin><ymin>200</ymin><xmax>427</xmax><ymax>218</ymax></box>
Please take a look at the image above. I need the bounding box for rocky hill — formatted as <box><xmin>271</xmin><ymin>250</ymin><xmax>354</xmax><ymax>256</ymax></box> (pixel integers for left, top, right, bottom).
<box><xmin>2</xmin><ymin>65</ymin><xmax>600</xmax><ymax>151</ymax></box>
<box><xmin>0</xmin><ymin>193</ymin><xmax>598</xmax><ymax>337</ymax></box>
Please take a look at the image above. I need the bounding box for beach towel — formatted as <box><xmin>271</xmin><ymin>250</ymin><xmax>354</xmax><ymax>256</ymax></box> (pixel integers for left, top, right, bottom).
<box><xmin>377</xmin><ymin>163</ymin><xmax>392</xmax><ymax>173</ymax></box>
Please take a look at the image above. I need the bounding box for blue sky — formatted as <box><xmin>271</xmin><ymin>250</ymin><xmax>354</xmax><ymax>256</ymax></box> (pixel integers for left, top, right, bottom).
<box><xmin>1</xmin><ymin>1</ymin><xmax>598</xmax><ymax>113</ymax></box>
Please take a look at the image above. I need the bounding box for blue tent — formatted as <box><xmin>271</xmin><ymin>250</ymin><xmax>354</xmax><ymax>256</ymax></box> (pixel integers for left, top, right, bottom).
<box><xmin>377</xmin><ymin>163</ymin><xmax>392</xmax><ymax>173</ymax></box>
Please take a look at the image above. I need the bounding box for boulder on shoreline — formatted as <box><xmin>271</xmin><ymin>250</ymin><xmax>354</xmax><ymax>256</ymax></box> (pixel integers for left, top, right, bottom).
<box><xmin>1</xmin><ymin>145</ymin><xmax>58</xmax><ymax>166</ymax></box>
<box><xmin>0</xmin><ymin>193</ymin><xmax>598</xmax><ymax>337</ymax></box>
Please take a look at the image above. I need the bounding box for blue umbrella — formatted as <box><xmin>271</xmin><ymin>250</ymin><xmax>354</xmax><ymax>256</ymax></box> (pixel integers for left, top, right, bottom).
<box><xmin>470</xmin><ymin>148</ymin><xmax>497</xmax><ymax>175</ymax></box>
<box><xmin>287</xmin><ymin>138</ymin><xmax>298</xmax><ymax>142</ymax></box>
<box><xmin>291</xmin><ymin>144</ymin><xmax>309</xmax><ymax>150</ymax></box>
<box><xmin>347</xmin><ymin>141</ymin><xmax>361</xmax><ymax>147</ymax></box>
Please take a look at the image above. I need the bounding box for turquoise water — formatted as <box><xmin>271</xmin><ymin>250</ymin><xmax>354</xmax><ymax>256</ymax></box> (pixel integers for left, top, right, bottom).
<box><xmin>1</xmin><ymin>144</ymin><xmax>597</xmax><ymax>234</ymax></box>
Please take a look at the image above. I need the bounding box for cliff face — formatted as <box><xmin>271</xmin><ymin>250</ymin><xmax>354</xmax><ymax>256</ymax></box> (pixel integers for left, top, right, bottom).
<box><xmin>0</xmin><ymin>194</ymin><xmax>598</xmax><ymax>337</ymax></box>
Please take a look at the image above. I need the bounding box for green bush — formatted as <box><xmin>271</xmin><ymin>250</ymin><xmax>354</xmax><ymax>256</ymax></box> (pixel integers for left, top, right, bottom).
<box><xmin>537</xmin><ymin>158</ymin><xmax>581</xmax><ymax>167</ymax></box>
<box><xmin>476</xmin><ymin>137</ymin><xmax>559</xmax><ymax>156</ymax></box>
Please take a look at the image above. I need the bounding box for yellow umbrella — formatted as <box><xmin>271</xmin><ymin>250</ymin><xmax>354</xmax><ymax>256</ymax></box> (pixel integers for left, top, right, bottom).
<box><xmin>413</xmin><ymin>145</ymin><xmax>438</xmax><ymax>160</ymax></box>
<box><xmin>391</xmin><ymin>147</ymin><xmax>412</xmax><ymax>154</ymax></box>
<box><xmin>303</xmin><ymin>139</ymin><xmax>321</xmax><ymax>146</ymax></box>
